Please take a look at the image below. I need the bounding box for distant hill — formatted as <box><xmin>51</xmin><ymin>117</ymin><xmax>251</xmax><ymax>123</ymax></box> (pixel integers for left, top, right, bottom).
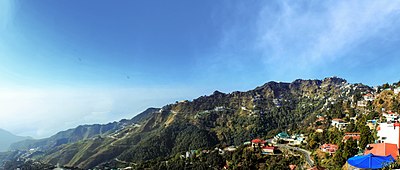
<box><xmin>0</xmin><ymin>129</ymin><xmax>31</xmax><ymax>152</ymax></box>
<box><xmin>10</xmin><ymin>108</ymin><xmax>161</xmax><ymax>151</ymax></box>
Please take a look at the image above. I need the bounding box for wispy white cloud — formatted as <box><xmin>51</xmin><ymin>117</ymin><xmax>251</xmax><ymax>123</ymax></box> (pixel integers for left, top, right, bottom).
<box><xmin>0</xmin><ymin>87</ymin><xmax>197</xmax><ymax>138</ymax></box>
<box><xmin>0</xmin><ymin>0</ymin><xmax>14</xmax><ymax>30</ymax></box>
<box><xmin>256</xmin><ymin>1</ymin><xmax>400</xmax><ymax>77</ymax></box>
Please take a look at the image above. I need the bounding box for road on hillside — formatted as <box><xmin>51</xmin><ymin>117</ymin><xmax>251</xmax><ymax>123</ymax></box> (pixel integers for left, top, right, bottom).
<box><xmin>276</xmin><ymin>144</ymin><xmax>314</xmax><ymax>167</ymax></box>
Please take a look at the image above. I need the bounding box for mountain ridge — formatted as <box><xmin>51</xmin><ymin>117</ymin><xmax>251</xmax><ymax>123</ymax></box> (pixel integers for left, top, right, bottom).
<box><xmin>7</xmin><ymin>77</ymin><xmax>373</xmax><ymax>169</ymax></box>
<box><xmin>10</xmin><ymin>108</ymin><xmax>161</xmax><ymax>151</ymax></box>
<box><xmin>0</xmin><ymin>129</ymin><xmax>31</xmax><ymax>152</ymax></box>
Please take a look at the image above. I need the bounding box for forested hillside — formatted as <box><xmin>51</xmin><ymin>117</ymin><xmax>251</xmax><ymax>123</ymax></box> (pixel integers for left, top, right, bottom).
<box><xmin>2</xmin><ymin>77</ymin><xmax>375</xmax><ymax>169</ymax></box>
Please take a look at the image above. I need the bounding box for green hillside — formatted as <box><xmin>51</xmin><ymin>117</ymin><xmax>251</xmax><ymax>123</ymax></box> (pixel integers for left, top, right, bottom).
<box><xmin>5</xmin><ymin>77</ymin><xmax>376</xmax><ymax>169</ymax></box>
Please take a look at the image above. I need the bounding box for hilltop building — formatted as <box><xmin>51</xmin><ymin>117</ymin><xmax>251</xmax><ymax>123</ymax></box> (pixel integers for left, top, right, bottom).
<box><xmin>395</xmin><ymin>87</ymin><xmax>400</xmax><ymax>95</ymax></box>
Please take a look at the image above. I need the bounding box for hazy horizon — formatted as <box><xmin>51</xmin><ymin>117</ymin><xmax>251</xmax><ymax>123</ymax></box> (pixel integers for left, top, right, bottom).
<box><xmin>1</xmin><ymin>0</ymin><xmax>400</xmax><ymax>138</ymax></box>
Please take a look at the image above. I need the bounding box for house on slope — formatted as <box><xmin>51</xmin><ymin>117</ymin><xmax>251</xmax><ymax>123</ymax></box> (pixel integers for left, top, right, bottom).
<box><xmin>363</xmin><ymin>93</ymin><xmax>375</xmax><ymax>101</ymax></box>
<box><xmin>288</xmin><ymin>134</ymin><xmax>306</xmax><ymax>146</ymax></box>
<box><xmin>382</xmin><ymin>111</ymin><xmax>399</xmax><ymax>122</ymax></box>
<box><xmin>261</xmin><ymin>146</ymin><xmax>277</xmax><ymax>154</ymax></box>
<box><xmin>251</xmin><ymin>138</ymin><xmax>266</xmax><ymax>148</ymax></box>
<box><xmin>275</xmin><ymin>132</ymin><xmax>290</xmax><ymax>140</ymax></box>
<box><xmin>320</xmin><ymin>144</ymin><xmax>338</xmax><ymax>154</ymax></box>
<box><xmin>355</xmin><ymin>93</ymin><xmax>375</xmax><ymax>108</ymax></box>
<box><xmin>342</xmin><ymin>132</ymin><xmax>361</xmax><ymax>143</ymax></box>
<box><xmin>331</xmin><ymin>118</ymin><xmax>348</xmax><ymax>130</ymax></box>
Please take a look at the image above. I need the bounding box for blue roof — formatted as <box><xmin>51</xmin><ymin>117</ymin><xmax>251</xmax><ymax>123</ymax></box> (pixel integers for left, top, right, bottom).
<box><xmin>277</xmin><ymin>132</ymin><xmax>290</xmax><ymax>138</ymax></box>
<box><xmin>347</xmin><ymin>153</ymin><xmax>395</xmax><ymax>169</ymax></box>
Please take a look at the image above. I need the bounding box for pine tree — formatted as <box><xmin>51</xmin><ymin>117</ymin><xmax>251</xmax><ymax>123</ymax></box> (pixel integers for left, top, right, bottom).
<box><xmin>359</xmin><ymin>125</ymin><xmax>373</xmax><ymax>150</ymax></box>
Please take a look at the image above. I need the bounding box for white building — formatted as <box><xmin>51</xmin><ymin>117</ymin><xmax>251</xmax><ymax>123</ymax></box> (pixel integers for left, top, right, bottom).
<box><xmin>373</xmin><ymin>86</ymin><xmax>379</xmax><ymax>92</ymax></box>
<box><xmin>224</xmin><ymin>146</ymin><xmax>237</xmax><ymax>152</ymax></box>
<box><xmin>214</xmin><ymin>106</ymin><xmax>226</xmax><ymax>111</ymax></box>
<box><xmin>331</xmin><ymin>118</ymin><xmax>349</xmax><ymax>130</ymax></box>
<box><xmin>383</xmin><ymin>111</ymin><xmax>399</xmax><ymax>122</ymax></box>
<box><xmin>395</xmin><ymin>87</ymin><xmax>400</xmax><ymax>95</ymax></box>
<box><xmin>288</xmin><ymin>138</ymin><xmax>305</xmax><ymax>146</ymax></box>
<box><xmin>363</xmin><ymin>93</ymin><xmax>375</xmax><ymax>101</ymax></box>
<box><xmin>377</xmin><ymin>122</ymin><xmax>400</xmax><ymax>148</ymax></box>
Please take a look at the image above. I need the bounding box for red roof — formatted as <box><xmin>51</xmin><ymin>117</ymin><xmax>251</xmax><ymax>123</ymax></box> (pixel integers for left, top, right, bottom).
<box><xmin>252</xmin><ymin>139</ymin><xmax>266</xmax><ymax>144</ymax></box>
<box><xmin>332</xmin><ymin>118</ymin><xmax>345</xmax><ymax>122</ymax></box>
<box><xmin>364</xmin><ymin>143</ymin><xmax>399</xmax><ymax>159</ymax></box>
<box><xmin>320</xmin><ymin>144</ymin><xmax>338</xmax><ymax>152</ymax></box>
<box><xmin>343</xmin><ymin>133</ymin><xmax>361</xmax><ymax>141</ymax></box>
<box><xmin>343</xmin><ymin>135</ymin><xmax>361</xmax><ymax>141</ymax></box>
<box><xmin>387</xmin><ymin>111</ymin><xmax>396</xmax><ymax>115</ymax></box>
<box><xmin>262</xmin><ymin>146</ymin><xmax>276</xmax><ymax>150</ymax></box>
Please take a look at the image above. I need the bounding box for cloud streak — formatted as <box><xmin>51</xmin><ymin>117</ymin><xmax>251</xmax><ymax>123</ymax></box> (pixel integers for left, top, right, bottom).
<box><xmin>255</xmin><ymin>1</ymin><xmax>400</xmax><ymax>77</ymax></box>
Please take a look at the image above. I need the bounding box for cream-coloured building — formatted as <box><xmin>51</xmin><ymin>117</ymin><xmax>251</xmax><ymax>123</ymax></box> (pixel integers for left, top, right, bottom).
<box><xmin>377</xmin><ymin>122</ymin><xmax>400</xmax><ymax>148</ymax></box>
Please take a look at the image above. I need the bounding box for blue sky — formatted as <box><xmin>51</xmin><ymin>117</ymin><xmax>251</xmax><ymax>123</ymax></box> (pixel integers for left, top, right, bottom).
<box><xmin>1</xmin><ymin>0</ymin><xmax>400</xmax><ymax>138</ymax></box>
